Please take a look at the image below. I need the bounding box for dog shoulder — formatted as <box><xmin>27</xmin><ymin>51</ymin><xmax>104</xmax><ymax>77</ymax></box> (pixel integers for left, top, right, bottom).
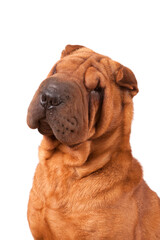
<box><xmin>133</xmin><ymin>179</ymin><xmax>160</xmax><ymax>238</ymax></box>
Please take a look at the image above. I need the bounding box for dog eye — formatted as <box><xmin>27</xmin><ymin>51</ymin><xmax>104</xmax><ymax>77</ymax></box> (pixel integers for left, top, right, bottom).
<box><xmin>90</xmin><ymin>85</ymin><xmax>104</xmax><ymax>99</ymax></box>
<box><xmin>86</xmin><ymin>83</ymin><xmax>103</xmax><ymax>94</ymax></box>
<box><xmin>93</xmin><ymin>79</ymin><xmax>103</xmax><ymax>93</ymax></box>
<box><xmin>51</xmin><ymin>64</ymin><xmax>57</xmax><ymax>75</ymax></box>
<box><xmin>94</xmin><ymin>86</ymin><xmax>102</xmax><ymax>92</ymax></box>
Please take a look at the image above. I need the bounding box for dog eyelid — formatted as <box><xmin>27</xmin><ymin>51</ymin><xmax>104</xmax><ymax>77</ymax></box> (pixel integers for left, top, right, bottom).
<box><xmin>94</xmin><ymin>86</ymin><xmax>102</xmax><ymax>92</ymax></box>
<box><xmin>52</xmin><ymin>64</ymin><xmax>57</xmax><ymax>74</ymax></box>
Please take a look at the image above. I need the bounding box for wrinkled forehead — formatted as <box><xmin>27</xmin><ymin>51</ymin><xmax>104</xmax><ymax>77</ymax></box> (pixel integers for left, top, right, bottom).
<box><xmin>47</xmin><ymin>49</ymin><xmax>119</xmax><ymax>90</ymax></box>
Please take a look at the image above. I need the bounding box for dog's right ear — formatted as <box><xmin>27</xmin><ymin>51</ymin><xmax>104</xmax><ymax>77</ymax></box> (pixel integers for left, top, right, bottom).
<box><xmin>61</xmin><ymin>45</ymin><xmax>84</xmax><ymax>58</ymax></box>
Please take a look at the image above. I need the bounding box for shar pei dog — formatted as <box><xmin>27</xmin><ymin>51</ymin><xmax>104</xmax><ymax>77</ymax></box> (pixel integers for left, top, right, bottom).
<box><xmin>27</xmin><ymin>45</ymin><xmax>160</xmax><ymax>240</ymax></box>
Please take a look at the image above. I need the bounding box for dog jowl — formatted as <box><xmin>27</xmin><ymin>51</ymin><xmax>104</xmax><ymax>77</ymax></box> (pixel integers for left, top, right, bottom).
<box><xmin>27</xmin><ymin>45</ymin><xmax>160</xmax><ymax>240</ymax></box>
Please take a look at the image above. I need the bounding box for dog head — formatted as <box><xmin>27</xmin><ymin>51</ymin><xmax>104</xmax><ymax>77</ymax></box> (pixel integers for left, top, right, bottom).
<box><xmin>27</xmin><ymin>45</ymin><xmax>138</xmax><ymax>146</ymax></box>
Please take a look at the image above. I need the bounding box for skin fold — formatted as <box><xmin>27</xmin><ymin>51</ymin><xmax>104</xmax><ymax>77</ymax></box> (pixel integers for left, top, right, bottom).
<box><xmin>27</xmin><ymin>45</ymin><xmax>160</xmax><ymax>240</ymax></box>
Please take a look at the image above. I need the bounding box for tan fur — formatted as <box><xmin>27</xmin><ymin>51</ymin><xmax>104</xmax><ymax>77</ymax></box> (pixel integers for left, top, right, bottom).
<box><xmin>27</xmin><ymin>45</ymin><xmax>160</xmax><ymax>239</ymax></box>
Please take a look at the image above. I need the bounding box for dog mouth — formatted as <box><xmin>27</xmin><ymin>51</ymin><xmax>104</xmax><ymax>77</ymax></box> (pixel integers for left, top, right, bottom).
<box><xmin>37</xmin><ymin>111</ymin><xmax>79</xmax><ymax>142</ymax></box>
<box><xmin>38</xmin><ymin>118</ymin><xmax>54</xmax><ymax>136</ymax></box>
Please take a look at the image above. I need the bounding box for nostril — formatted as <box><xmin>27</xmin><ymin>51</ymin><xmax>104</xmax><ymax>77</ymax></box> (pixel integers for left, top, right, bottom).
<box><xmin>47</xmin><ymin>96</ymin><xmax>62</xmax><ymax>109</ymax></box>
<box><xmin>42</xmin><ymin>94</ymin><xmax>47</xmax><ymax>102</ymax></box>
<box><xmin>40</xmin><ymin>94</ymin><xmax>47</xmax><ymax>107</ymax></box>
<box><xmin>40</xmin><ymin>92</ymin><xmax>62</xmax><ymax>109</ymax></box>
<box><xmin>52</xmin><ymin>96</ymin><xmax>61</xmax><ymax>106</ymax></box>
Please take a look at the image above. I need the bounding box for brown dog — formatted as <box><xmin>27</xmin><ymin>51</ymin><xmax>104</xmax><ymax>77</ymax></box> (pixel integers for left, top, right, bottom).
<box><xmin>27</xmin><ymin>45</ymin><xmax>160</xmax><ymax>240</ymax></box>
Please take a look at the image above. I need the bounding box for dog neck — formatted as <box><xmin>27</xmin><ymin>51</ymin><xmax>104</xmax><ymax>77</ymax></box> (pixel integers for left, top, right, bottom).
<box><xmin>39</xmin><ymin>121</ymin><xmax>133</xmax><ymax>182</ymax></box>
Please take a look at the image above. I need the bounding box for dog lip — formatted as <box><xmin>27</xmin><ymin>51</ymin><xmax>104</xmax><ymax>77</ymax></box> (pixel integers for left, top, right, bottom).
<box><xmin>38</xmin><ymin>118</ymin><xmax>54</xmax><ymax>136</ymax></box>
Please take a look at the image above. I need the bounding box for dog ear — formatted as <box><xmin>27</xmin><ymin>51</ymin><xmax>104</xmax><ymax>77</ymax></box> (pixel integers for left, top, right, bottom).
<box><xmin>115</xmin><ymin>66</ymin><xmax>139</xmax><ymax>97</ymax></box>
<box><xmin>61</xmin><ymin>45</ymin><xmax>84</xmax><ymax>58</ymax></box>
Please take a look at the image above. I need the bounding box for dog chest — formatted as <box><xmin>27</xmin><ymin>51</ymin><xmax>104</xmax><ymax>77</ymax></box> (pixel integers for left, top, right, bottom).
<box><xmin>28</xmin><ymin>162</ymin><xmax>139</xmax><ymax>239</ymax></box>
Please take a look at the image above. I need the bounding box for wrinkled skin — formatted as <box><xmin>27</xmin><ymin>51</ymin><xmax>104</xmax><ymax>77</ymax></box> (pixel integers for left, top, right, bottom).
<box><xmin>27</xmin><ymin>74</ymin><xmax>92</xmax><ymax>146</ymax></box>
<box><xmin>27</xmin><ymin>45</ymin><xmax>160</xmax><ymax>240</ymax></box>
<box><xmin>27</xmin><ymin>45</ymin><xmax>137</xmax><ymax>146</ymax></box>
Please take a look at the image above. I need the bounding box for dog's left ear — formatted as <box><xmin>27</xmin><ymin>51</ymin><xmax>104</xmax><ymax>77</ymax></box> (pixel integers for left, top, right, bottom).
<box><xmin>61</xmin><ymin>45</ymin><xmax>84</xmax><ymax>58</ymax></box>
<box><xmin>115</xmin><ymin>66</ymin><xmax>139</xmax><ymax>97</ymax></box>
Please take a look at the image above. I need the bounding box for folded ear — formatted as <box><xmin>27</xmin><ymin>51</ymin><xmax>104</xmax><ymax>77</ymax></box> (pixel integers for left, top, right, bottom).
<box><xmin>115</xmin><ymin>66</ymin><xmax>139</xmax><ymax>97</ymax></box>
<box><xmin>61</xmin><ymin>44</ymin><xmax>84</xmax><ymax>58</ymax></box>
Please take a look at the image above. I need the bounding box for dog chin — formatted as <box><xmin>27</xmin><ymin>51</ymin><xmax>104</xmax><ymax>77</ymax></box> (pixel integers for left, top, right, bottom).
<box><xmin>38</xmin><ymin>117</ymin><xmax>85</xmax><ymax>146</ymax></box>
<box><xmin>38</xmin><ymin>119</ymin><xmax>54</xmax><ymax>136</ymax></box>
<box><xmin>38</xmin><ymin>119</ymin><xmax>70</xmax><ymax>144</ymax></box>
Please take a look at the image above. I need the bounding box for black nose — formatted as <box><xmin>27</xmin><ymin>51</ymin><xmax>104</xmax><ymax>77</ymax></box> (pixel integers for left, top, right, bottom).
<box><xmin>40</xmin><ymin>90</ymin><xmax>62</xmax><ymax>109</ymax></box>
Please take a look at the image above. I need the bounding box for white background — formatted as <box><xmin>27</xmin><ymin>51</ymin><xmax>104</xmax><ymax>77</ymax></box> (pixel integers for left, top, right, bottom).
<box><xmin>0</xmin><ymin>0</ymin><xmax>160</xmax><ymax>239</ymax></box>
